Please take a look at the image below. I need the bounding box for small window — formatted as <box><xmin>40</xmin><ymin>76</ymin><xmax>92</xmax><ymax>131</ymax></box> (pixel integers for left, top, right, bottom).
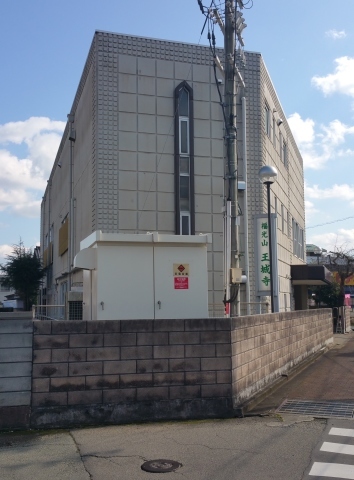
<box><xmin>178</xmin><ymin>89</ymin><xmax>189</xmax><ymax>116</ymax></box>
<box><xmin>282</xmin><ymin>205</ymin><xmax>288</xmax><ymax>234</ymax></box>
<box><xmin>180</xmin><ymin>156</ymin><xmax>189</xmax><ymax>175</ymax></box>
<box><xmin>179</xmin><ymin>176</ymin><xmax>190</xmax><ymax>211</ymax></box>
<box><xmin>281</xmin><ymin>140</ymin><xmax>287</xmax><ymax>165</ymax></box>
<box><xmin>292</xmin><ymin>219</ymin><xmax>304</xmax><ymax>260</ymax></box>
<box><xmin>180</xmin><ymin>213</ymin><xmax>191</xmax><ymax>235</ymax></box>
<box><xmin>273</xmin><ymin>117</ymin><xmax>276</xmax><ymax>146</ymax></box>
<box><xmin>265</xmin><ymin>105</ymin><xmax>271</xmax><ymax>137</ymax></box>
<box><xmin>179</xmin><ymin>118</ymin><xmax>189</xmax><ymax>155</ymax></box>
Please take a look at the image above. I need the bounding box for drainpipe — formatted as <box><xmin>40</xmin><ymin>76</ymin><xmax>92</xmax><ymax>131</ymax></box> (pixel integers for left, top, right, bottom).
<box><xmin>68</xmin><ymin>113</ymin><xmax>76</xmax><ymax>290</ymax></box>
<box><xmin>242</xmin><ymin>97</ymin><xmax>250</xmax><ymax>315</ymax></box>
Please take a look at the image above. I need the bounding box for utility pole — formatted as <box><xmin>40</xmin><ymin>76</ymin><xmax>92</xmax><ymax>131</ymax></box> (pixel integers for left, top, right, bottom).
<box><xmin>198</xmin><ymin>0</ymin><xmax>246</xmax><ymax>317</ymax></box>
<box><xmin>224</xmin><ymin>0</ymin><xmax>239</xmax><ymax>316</ymax></box>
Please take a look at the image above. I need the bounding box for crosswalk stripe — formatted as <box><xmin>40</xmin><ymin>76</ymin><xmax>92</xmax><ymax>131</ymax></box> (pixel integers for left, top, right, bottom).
<box><xmin>321</xmin><ymin>442</ymin><xmax>354</xmax><ymax>455</ymax></box>
<box><xmin>309</xmin><ymin>462</ymin><xmax>354</xmax><ymax>479</ymax></box>
<box><xmin>329</xmin><ymin>428</ymin><xmax>354</xmax><ymax>438</ymax></box>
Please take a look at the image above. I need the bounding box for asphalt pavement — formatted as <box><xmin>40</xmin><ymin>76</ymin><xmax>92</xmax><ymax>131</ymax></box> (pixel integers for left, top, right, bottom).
<box><xmin>0</xmin><ymin>416</ymin><xmax>326</xmax><ymax>480</ymax></box>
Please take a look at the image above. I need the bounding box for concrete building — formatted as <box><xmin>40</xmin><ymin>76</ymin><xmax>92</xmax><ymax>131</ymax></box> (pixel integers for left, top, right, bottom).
<box><xmin>40</xmin><ymin>31</ymin><xmax>311</xmax><ymax>317</ymax></box>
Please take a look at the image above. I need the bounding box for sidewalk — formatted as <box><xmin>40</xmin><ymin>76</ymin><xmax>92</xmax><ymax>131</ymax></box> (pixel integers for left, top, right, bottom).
<box><xmin>251</xmin><ymin>331</ymin><xmax>354</xmax><ymax>415</ymax></box>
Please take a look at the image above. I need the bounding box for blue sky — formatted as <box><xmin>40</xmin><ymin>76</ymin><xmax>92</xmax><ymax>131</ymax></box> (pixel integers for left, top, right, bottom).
<box><xmin>1</xmin><ymin>0</ymin><xmax>354</xmax><ymax>261</ymax></box>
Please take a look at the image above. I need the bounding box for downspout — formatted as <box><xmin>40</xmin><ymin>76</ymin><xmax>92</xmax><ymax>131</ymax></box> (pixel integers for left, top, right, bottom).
<box><xmin>68</xmin><ymin>114</ymin><xmax>76</xmax><ymax>290</ymax></box>
<box><xmin>242</xmin><ymin>97</ymin><xmax>250</xmax><ymax>315</ymax></box>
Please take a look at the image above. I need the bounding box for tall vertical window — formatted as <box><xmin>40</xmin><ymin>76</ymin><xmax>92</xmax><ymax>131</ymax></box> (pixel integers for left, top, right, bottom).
<box><xmin>175</xmin><ymin>81</ymin><xmax>194</xmax><ymax>235</ymax></box>
<box><xmin>272</xmin><ymin>116</ymin><xmax>276</xmax><ymax>146</ymax></box>
<box><xmin>292</xmin><ymin>218</ymin><xmax>304</xmax><ymax>260</ymax></box>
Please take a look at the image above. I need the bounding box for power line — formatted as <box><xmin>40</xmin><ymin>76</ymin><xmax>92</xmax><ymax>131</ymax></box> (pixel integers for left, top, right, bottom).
<box><xmin>306</xmin><ymin>216</ymin><xmax>354</xmax><ymax>229</ymax></box>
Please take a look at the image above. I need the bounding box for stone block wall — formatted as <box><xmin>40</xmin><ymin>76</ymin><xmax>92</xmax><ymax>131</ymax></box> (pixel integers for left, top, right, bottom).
<box><xmin>343</xmin><ymin>306</ymin><xmax>351</xmax><ymax>333</ymax></box>
<box><xmin>0</xmin><ymin>319</ymin><xmax>33</xmax><ymax>429</ymax></box>
<box><xmin>231</xmin><ymin>309</ymin><xmax>333</xmax><ymax>405</ymax></box>
<box><xmin>0</xmin><ymin>310</ymin><xmax>333</xmax><ymax>430</ymax></box>
<box><xmin>31</xmin><ymin>318</ymin><xmax>233</xmax><ymax>427</ymax></box>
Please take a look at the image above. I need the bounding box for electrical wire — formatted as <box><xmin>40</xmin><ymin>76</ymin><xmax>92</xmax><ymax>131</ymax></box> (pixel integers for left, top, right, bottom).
<box><xmin>242</xmin><ymin>0</ymin><xmax>253</xmax><ymax>9</ymax></box>
<box><xmin>306</xmin><ymin>215</ymin><xmax>354</xmax><ymax>230</ymax></box>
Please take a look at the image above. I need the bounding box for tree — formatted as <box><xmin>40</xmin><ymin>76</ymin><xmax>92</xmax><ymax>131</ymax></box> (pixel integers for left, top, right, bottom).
<box><xmin>0</xmin><ymin>240</ymin><xmax>45</xmax><ymax>311</ymax></box>
<box><xmin>325</xmin><ymin>247</ymin><xmax>354</xmax><ymax>307</ymax></box>
<box><xmin>312</xmin><ymin>282</ymin><xmax>341</xmax><ymax>309</ymax></box>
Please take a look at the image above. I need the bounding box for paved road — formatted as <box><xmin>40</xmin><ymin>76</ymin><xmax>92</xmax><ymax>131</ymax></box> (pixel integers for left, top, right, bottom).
<box><xmin>305</xmin><ymin>419</ymin><xmax>354</xmax><ymax>480</ymax></box>
<box><xmin>0</xmin><ymin>415</ymin><xmax>327</xmax><ymax>480</ymax></box>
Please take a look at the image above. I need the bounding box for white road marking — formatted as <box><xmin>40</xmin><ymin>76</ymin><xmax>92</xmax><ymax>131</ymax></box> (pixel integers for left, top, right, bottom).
<box><xmin>321</xmin><ymin>442</ymin><xmax>354</xmax><ymax>455</ymax></box>
<box><xmin>309</xmin><ymin>462</ymin><xmax>354</xmax><ymax>479</ymax></box>
<box><xmin>330</xmin><ymin>428</ymin><xmax>354</xmax><ymax>438</ymax></box>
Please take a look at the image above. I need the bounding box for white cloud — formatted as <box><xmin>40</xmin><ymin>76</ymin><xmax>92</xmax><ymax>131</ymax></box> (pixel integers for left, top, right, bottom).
<box><xmin>287</xmin><ymin>113</ymin><xmax>354</xmax><ymax>169</ymax></box>
<box><xmin>305</xmin><ymin>200</ymin><xmax>318</xmax><ymax>219</ymax></box>
<box><xmin>288</xmin><ymin>113</ymin><xmax>315</xmax><ymax>145</ymax></box>
<box><xmin>312</xmin><ymin>56</ymin><xmax>354</xmax><ymax>97</ymax></box>
<box><xmin>0</xmin><ymin>244</ymin><xmax>13</xmax><ymax>265</ymax></box>
<box><xmin>308</xmin><ymin>229</ymin><xmax>354</xmax><ymax>252</ymax></box>
<box><xmin>0</xmin><ymin>117</ymin><xmax>64</xmax><ymax>218</ymax></box>
<box><xmin>305</xmin><ymin>183</ymin><xmax>354</xmax><ymax>202</ymax></box>
<box><xmin>0</xmin><ymin>150</ymin><xmax>46</xmax><ymax>191</ymax></box>
<box><xmin>0</xmin><ymin>117</ymin><xmax>65</xmax><ymax>145</ymax></box>
<box><xmin>0</xmin><ymin>188</ymin><xmax>41</xmax><ymax>218</ymax></box>
<box><xmin>325</xmin><ymin>29</ymin><xmax>347</xmax><ymax>40</ymax></box>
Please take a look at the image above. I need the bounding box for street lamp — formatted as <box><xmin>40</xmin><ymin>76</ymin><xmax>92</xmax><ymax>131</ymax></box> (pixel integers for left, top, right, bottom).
<box><xmin>259</xmin><ymin>165</ymin><xmax>278</xmax><ymax>313</ymax></box>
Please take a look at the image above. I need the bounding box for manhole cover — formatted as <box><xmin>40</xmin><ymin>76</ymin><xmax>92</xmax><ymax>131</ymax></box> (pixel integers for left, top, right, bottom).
<box><xmin>277</xmin><ymin>399</ymin><xmax>354</xmax><ymax>419</ymax></box>
<box><xmin>141</xmin><ymin>459</ymin><xmax>182</xmax><ymax>473</ymax></box>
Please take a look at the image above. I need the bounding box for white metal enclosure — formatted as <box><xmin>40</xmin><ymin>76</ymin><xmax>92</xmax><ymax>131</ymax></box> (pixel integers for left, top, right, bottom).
<box><xmin>74</xmin><ymin>231</ymin><xmax>211</xmax><ymax>320</ymax></box>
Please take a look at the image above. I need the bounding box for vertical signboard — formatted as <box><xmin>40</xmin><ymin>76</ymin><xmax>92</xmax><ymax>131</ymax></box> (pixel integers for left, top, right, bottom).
<box><xmin>254</xmin><ymin>214</ymin><xmax>279</xmax><ymax>304</ymax></box>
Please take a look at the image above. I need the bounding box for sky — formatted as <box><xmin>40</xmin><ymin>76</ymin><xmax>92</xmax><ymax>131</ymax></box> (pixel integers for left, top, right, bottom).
<box><xmin>1</xmin><ymin>0</ymin><xmax>354</xmax><ymax>262</ymax></box>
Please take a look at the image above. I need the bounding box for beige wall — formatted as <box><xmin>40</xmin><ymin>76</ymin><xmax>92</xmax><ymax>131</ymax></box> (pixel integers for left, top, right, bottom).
<box><xmin>41</xmin><ymin>32</ymin><xmax>306</xmax><ymax>314</ymax></box>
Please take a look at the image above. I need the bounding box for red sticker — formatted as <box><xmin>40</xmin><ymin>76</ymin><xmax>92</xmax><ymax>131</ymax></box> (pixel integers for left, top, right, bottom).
<box><xmin>174</xmin><ymin>277</ymin><xmax>189</xmax><ymax>290</ymax></box>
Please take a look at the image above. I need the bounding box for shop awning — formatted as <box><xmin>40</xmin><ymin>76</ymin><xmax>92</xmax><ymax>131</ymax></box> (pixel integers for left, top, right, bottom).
<box><xmin>291</xmin><ymin>265</ymin><xmax>333</xmax><ymax>286</ymax></box>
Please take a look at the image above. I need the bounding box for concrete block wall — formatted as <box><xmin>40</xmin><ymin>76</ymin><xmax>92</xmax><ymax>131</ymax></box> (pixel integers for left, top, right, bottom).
<box><xmin>31</xmin><ymin>318</ymin><xmax>233</xmax><ymax>427</ymax></box>
<box><xmin>343</xmin><ymin>306</ymin><xmax>351</xmax><ymax>333</ymax></box>
<box><xmin>0</xmin><ymin>311</ymin><xmax>333</xmax><ymax>430</ymax></box>
<box><xmin>0</xmin><ymin>319</ymin><xmax>33</xmax><ymax>429</ymax></box>
<box><xmin>231</xmin><ymin>309</ymin><xmax>333</xmax><ymax>405</ymax></box>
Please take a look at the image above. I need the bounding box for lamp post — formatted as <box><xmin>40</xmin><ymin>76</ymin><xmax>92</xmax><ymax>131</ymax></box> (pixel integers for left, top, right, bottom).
<box><xmin>259</xmin><ymin>165</ymin><xmax>278</xmax><ymax>313</ymax></box>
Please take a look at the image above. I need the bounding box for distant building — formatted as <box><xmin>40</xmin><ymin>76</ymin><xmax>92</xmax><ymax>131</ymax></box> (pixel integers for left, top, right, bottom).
<box><xmin>0</xmin><ymin>276</ymin><xmax>16</xmax><ymax>308</ymax></box>
<box><xmin>40</xmin><ymin>31</ymin><xmax>318</xmax><ymax>317</ymax></box>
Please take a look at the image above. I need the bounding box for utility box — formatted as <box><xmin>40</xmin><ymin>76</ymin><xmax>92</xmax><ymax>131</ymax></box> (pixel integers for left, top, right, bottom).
<box><xmin>73</xmin><ymin>231</ymin><xmax>211</xmax><ymax>320</ymax></box>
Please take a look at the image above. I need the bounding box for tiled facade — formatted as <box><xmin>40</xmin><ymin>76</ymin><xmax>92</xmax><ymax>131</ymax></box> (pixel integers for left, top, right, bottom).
<box><xmin>41</xmin><ymin>31</ymin><xmax>306</xmax><ymax>314</ymax></box>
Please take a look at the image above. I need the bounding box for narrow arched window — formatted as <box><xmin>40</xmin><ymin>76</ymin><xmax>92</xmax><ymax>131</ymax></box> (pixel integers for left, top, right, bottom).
<box><xmin>174</xmin><ymin>81</ymin><xmax>194</xmax><ymax>235</ymax></box>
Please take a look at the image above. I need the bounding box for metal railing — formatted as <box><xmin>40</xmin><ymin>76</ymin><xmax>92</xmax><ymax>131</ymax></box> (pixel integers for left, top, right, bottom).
<box><xmin>32</xmin><ymin>305</ymin><xmax>65</xmax><ymax>321</ymax></box>
<box><xmin>209</xmin><ymin>301</ymin><xmax>270</xmax><ymax>318</ymax></box>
